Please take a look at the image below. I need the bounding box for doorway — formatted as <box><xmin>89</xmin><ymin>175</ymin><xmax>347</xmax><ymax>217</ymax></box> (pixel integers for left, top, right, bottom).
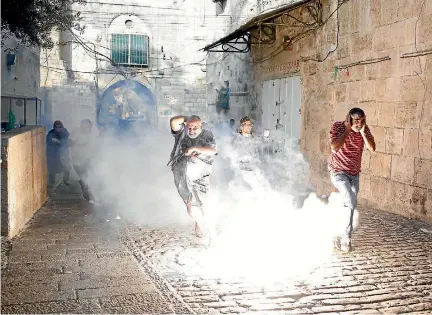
<box><xmin>261</xmin><ymin>76</ymin><xmax>301</xmax><ymax>140</ymax></box>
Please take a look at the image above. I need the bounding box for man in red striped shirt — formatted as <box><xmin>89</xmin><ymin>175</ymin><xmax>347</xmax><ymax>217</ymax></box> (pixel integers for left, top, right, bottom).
<box><xmin>329</xmin><ymin>108</ymin><xmax>376</xmax><ymax>253</ymax></box>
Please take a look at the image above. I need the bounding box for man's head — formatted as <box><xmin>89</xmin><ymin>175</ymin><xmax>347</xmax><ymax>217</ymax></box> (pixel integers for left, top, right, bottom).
<box><xmin>53</xmin><ymin>120</ymin><xmax>64</xmax><ymax>134</ymax></box>
<box><xmin>186</xmin><ymin>115</ymin><xmax>202</xmax><ymax>139</ymax></box>
<box><xmin>349</xmin><ymin>107</ymin><xmax>366</xmax><ymax>132</ymax></box>
<box><xmin>80</xmin><ymin>119</ymin><xmax>93</xmax><ymax>134</ymax></box>
<box><xmin>229</xmin><ymin>119</ymin><xmax>235</xmax><ymax>128</ymax></box>
<box><xmin>240</xmin><ymin>116</ymin><xmax>253</xmax><ymax>135</ymax></box>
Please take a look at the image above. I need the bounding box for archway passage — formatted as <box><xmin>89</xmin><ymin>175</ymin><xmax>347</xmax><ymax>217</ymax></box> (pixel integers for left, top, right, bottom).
<box><xmin>98</xmin><ymin>79</ymin><xmax>156</xmax><ymax>130</ymax></box>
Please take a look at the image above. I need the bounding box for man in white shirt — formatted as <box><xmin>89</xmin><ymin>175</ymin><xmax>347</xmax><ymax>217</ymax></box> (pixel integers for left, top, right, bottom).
<box><xmin>69</xmin><ymin>119</ymin><xmax>98</xmax><ymax>203</ymax></box>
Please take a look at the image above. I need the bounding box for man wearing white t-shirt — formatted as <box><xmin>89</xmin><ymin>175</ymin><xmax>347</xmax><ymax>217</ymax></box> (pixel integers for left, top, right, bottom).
<box><xmin>69</xmin><ymin>119</ymin><xmax>97</xmax><ymax>203</ymax></box>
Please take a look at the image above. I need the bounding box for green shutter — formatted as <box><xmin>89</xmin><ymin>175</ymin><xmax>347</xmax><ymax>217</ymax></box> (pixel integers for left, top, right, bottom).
<box><xmin>111</xmin><ymin>34</ymin><xmax>148</xmax><ymax>66</ymax></box>
<box><xmin>111</xmin><ymin>34</ymin><xmax>129</xmax><ymax>64</ymax></box>
<box><xmin>130</xmin><ymin>35</ymin><xmax>148</xmax><ymax>65</ymax></box>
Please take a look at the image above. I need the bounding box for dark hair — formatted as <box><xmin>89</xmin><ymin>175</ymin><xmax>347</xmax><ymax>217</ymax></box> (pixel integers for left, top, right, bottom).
<box><xmin>229</xmin><ymin>119</ymin><xmax>235</xmax><ymax>123</ymax></box>
<box><xmin>349</xmin><ymin>107</ymin><xmax>365</xmax><ymax>117</ymax></box>
<box><xmin>53</xmin><ymin>120</ymin><xmax>63</xmax><ymax>128</ymax></box>
<box><xmin>187</xmin><ymin>115</ymin><xmax>201</xmax><ymax>123</ymax></box>
<box><xmin>240</xmin><ymin>116</ymin><xmax>251</xmax><ymax>124</ymax></box>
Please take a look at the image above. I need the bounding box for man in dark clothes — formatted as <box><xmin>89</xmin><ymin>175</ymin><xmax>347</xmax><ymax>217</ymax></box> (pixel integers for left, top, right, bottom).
<box><xmin>169</xmin><ymin>115</ymin><xmax>217</xmax><ymax>237</ymax></box>
<box><xmin>46</xmin><ymin>120</ymin><xmax>71</xmax><ymax>188</ymax></box>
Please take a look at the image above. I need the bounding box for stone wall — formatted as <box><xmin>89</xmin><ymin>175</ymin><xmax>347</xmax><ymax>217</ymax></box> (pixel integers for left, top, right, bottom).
<box><xmin>1</xmin><ymin>126</ymin><xmax>47</xmax><ymax>238</ymax></box>
<box><xmin>40</xmin><ymin>0</ymin><xmax>230</xmax><ymax>130</ymax></box>
<box><xmin>206</xmin><ymin>52</ymin><xmax>256</xmax><ymax>125</ymax></box>
<box><xmin>247</xmin><ymin>0</ymin><xmax>432</xmax><ymax>221</ymax></box>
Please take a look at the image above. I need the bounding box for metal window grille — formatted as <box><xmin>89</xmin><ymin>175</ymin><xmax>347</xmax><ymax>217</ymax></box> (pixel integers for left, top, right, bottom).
<box><xmin>111</xmin><ymin>34</ymin><xmax>148</xmax><ymax>66</ymax></box>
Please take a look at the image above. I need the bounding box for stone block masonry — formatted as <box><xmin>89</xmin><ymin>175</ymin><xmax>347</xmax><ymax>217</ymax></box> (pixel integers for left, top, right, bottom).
<box><xmin>246</xmin><ymin>0</ymin><xmax>432</xmax><ymax>222</ymax></box>
<box><xmin>1</xmin><ymin>126</ymin><xmax>47</xmax><ymax>238</ymax></box>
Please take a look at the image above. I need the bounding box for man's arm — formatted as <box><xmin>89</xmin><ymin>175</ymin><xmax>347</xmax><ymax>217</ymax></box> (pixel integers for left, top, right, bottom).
<box><xmin>330</xmin><ymin>129</ymin><xmax>350</xmax><ymax>151</ymax></box>
<box><xmin>170</xmin><ymin>115</ymin><xmax>187</xmax><ymax>133</ymax></box>
<box><xmin>330</xmin><ymin>124</ymin><xmax>350</xmax><ymax>151</ymax></box>
<box><xmin>184</xmin><ymin>131</ymin><xmax>218</xmax><ymax>156</ymax></box>
<box><xmin>189</xmin><ymin>146</ymin><xmax>217</xmax><ymax>155</ymax></box>
<box><xmin>361</xmin><ymin>125</ymin><xmax>376</xmax><ymax>152</ymax></box>
<box><xmin>330</xmin><ymin>115</ymin><xmax>351</xmax><ymax>151</ymax></box>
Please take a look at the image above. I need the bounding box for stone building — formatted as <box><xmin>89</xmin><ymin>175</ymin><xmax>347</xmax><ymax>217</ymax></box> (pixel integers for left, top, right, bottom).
<box><xmin>1</xmin><ymin>35</ymin><xmax>42</xmax><ymax>126</ymax></box>
<box><xmin>40</xmin><ymin>0</ymin><xmax>236</xmax><ymax>131</ymax></box>
<box><xmin>204</xmin><ymin>0</ymin><xmax>432</xmax><ymax>221</ymax></box>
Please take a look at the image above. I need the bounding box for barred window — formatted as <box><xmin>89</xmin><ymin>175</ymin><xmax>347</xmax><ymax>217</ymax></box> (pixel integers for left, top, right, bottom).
<box><xmin>111</xmin><ymin>34</ymin><xmax>149</xmax><ymax>66</ymax></box>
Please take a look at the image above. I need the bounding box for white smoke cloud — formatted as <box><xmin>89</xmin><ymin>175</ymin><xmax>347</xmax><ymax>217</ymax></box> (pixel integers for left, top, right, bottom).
<box><xmin>71</xmin><ymin>120</ymin><xmax>357</xmax><ymax>286</ymax></box>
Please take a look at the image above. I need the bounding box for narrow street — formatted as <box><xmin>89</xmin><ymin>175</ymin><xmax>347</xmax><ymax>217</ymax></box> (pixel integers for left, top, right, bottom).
<box><xmin>2</xmin><ymin>183</ymin><xmax>432</xmax><ymax>314</ymax></box>
<box><xmin>1</xmin><ymin>183</ymin><xmax>193</xmax><ymax>315</ymax></box>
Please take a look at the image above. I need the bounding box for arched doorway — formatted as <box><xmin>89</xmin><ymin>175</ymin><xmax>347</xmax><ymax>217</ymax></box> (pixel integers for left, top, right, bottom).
<box><xmin>98</xmin><ymin>79</ymin><xmax>156</xmax><ymax>130</ymax></box>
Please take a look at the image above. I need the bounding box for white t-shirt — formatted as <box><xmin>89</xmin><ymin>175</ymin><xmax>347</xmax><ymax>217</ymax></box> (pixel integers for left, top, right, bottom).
<box><xmin>69</xmin><ymin>130</ymin><xmax>98</xmax><ymax>167</ymax></box>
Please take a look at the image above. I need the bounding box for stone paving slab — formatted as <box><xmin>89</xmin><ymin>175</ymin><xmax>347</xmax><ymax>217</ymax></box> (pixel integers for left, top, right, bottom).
<box><xmin>125</xmin><ymin>208</ymin><xmax>432</xmax><ymax>315</ymax></box>
<box><xmin>1</xmin><ymin>183</ymin><xmax>192</xmax><ymax>314</ymax></box>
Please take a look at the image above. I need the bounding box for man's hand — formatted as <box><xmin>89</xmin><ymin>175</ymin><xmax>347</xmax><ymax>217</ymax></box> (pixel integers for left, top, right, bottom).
<box><xmin>184</xmin><ymin>147</ymin><xmax>197</xmax><ymax>156</ymax></box>
<box><xmin>360</xmin><ymin>117</ymin><xmax>367</xmax><ymax>134</ymax></box>
<box><xmin>344</xmin><ymin>113</ymin><xmax>352</xmax><ymax>131</ymax></box>
<box><xmin>52</xmin><ymin>138</ymin><xmax>60</xmax><ymax>144</ymax></box>
<box><xmin>359</xmin><ymin>117</ymin><xmax>376</xmax><ymax>152</ymax></box>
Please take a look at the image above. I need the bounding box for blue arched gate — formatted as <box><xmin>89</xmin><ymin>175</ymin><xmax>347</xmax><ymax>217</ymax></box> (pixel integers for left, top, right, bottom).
<box><xmin>98</xmin><ymin>80</ymin><xmax>156</xmax><ymax>131</ymax></box>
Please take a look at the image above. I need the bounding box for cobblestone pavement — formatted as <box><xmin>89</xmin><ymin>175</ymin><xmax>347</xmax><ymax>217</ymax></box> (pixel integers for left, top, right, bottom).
<box><xmin>125</xmin><ymin>209</ymin><xmax>432</xmax><ymax>315</ymax></box>
<box><xmin>1</xmin><ymin>183</ymin><xmax>193</xmax><ymax>314</ymax></box>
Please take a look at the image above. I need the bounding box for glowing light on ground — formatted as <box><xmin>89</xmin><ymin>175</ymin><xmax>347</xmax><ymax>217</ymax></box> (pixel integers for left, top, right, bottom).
<box><xmin>172</xmin><ymin>190</ymin><xmax>358</xmax><ymax>287</ymax></box>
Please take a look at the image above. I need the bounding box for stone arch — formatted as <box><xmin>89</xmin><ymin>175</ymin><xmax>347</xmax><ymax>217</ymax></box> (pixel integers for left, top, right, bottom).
<box><xmin>108</xmin><ymin>15</ymin><xmax>152</xmax><ymax>38</ymax></box>
<box><xmin>98</xmin><ymin>79</ymin><xmax>156</xmax><ymax>128</ymax></box>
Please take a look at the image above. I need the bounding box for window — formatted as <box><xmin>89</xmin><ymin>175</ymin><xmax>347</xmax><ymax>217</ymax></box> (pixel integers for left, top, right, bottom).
<box><xmin>111</xmin><ymin>34</ymin><xmax>149</xmax><ymax>66</ymax></box>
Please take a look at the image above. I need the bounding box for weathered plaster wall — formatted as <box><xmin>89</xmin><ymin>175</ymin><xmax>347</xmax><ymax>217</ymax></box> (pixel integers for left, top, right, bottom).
<box><xmin>249</xmin><ymin>0</ymin><xmax>432</xmax><ymax>221</ymax></box>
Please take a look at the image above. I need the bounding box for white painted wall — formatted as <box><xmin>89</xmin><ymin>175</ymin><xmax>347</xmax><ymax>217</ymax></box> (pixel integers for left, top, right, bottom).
<box><xmin>1</xmin><ymin>36</ymin><xmax>40</xmax><ymax>123</ymax></box>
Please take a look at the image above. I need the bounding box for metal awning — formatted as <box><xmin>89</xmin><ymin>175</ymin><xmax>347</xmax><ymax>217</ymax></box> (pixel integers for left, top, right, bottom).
<box><xmin>202</xmin><ymin>0</ymin><xmax>315</xmax><ymax>53</ymax></box>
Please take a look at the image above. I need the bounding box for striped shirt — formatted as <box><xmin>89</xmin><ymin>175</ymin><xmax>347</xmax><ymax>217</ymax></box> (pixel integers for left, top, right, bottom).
<box><xmin>329</xmin><ymin>121</ymin><xmax>374</xmax><ymax>176</ymax></box>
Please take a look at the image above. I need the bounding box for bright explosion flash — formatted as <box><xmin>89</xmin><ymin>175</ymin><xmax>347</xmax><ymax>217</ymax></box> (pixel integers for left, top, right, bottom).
<box><xmin>174</xmin><ymin>190</ymin><xmax>358</xmax><ymax>287</ymax></box>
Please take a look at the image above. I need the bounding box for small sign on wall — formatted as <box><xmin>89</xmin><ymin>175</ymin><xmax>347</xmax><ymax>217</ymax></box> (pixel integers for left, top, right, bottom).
<box><xmin>264</xmin><ymin>60</ymin><xmax>300</xmax><ymax>75</ymax></box>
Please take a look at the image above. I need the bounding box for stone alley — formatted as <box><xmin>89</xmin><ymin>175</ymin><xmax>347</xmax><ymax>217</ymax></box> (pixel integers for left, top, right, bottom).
<box><xmin>2</xmin><ymin>182</ymin><xmax>432</xmax><ymax>315</ymax></box>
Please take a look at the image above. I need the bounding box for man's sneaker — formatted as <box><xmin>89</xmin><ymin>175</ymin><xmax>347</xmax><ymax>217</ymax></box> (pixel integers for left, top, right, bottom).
<box><xmin>334</xmin><ymin>237</ymin><xmax>352</xmax><ymax>253</ymax></box>
<box><xmin>340</xmin><ymin>238</ymin><xmax>352</xmax><ymax>253</ymax></box>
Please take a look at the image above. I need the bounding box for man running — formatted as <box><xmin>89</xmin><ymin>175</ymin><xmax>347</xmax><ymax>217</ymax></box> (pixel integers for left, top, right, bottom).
<box><xmin>231</xmin><ymin>116</ymin><xmax>270</xmax><ymax>192</ymax></box>
<box><xmin>329</xmin><ymin>107</ymin><xmax>375</xmax><ymax>253</ymax></box>
<box><xmin>169</xmin><ymin>115</ymin><xmax>217</xmax><ymax>237</ymax></box>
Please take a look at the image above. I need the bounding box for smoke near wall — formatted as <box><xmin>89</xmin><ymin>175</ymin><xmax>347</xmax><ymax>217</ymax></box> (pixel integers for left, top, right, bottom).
<box><xmin>73</xmin><ymin>120</ymin><xmax>357</xmax><ymax>283</ymax></box>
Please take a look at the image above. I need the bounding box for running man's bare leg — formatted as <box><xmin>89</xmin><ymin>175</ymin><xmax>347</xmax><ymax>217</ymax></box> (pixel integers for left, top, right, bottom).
<box><xmin>185</xmin><ymin>200</ymin><xmax>206</xmax><ymax>237</ymax></box>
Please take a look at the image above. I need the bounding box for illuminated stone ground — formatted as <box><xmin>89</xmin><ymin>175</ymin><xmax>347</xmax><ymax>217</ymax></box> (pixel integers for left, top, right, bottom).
<box><xmin>125</xmin><ymin>209</ymin><xmax>432</xmax><ymax>315</ymax></box>
<box><xmin>2</xmin><ymin>182</ymin><xmax>431</xmax><ymax>314</ymax></box>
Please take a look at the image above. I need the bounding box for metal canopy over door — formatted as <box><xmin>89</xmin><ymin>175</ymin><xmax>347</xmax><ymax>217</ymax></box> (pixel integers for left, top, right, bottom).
<box><xmin>261</xmin><ymin>76</ymin><xmax>301</xmax><ymax>152</ymax></box>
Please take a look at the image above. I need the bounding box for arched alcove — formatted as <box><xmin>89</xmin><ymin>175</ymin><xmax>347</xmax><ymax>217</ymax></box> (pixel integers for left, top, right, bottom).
<box><xmin>98</xmin><ymin>79</ymin><xmax>156</xmax><ymax>128</ymax></box>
